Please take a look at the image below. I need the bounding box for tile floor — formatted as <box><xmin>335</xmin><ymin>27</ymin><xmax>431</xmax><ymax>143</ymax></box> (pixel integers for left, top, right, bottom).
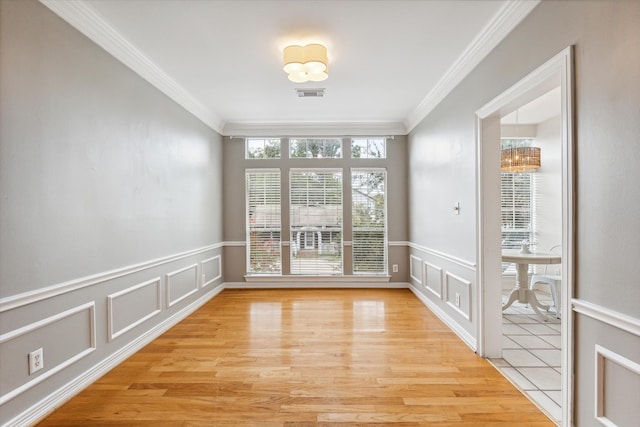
<box><xmin>490</xmin><ymin>288</ymin><xmax>562</xmax><ymax>424</ymax></box>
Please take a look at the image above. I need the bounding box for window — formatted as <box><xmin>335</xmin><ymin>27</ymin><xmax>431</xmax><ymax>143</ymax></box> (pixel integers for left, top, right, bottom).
<box><xmin>351</xmin><ymin>137</ymin><xmax>386</xmax><ymax>158</ymax></box>
<box><xmin>246</xmin><ymin>170</ymin><xmax>281</xmax><ymax>274</ymax></box>
<box><xmin>290</xmin><ymin>138</ymin><xmax>342</xmax><ymax>158</ymax></box>
<box><xmin>501</xmin><ymin>140</ymin><xmax>539</xmax><ymax>273</ymax></box>
<box><xmin>290</xmin><ymin>169</ymin><xmax>343</xmax><ymax>275</ymax></box>
<box><xmin>246</xmin><ymin>138</ymin><xmax>280</xmax><ymax>159</ymax></box>
<box><xmin>352</xmin><ymin>169</ymin><xmax>387</xmax><ymax>274</ymax></box>
<box><xmin>501</xmin><ymin>172</ymin><xmax>536</xmax><ymax>247</ymax></box>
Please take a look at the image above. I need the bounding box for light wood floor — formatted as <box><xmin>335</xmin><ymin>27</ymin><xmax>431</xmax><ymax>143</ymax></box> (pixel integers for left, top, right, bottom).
<box><xmin>38</xmin><ymin>289</ymin><xmax>553</xmax><ymax>426</ymax></box>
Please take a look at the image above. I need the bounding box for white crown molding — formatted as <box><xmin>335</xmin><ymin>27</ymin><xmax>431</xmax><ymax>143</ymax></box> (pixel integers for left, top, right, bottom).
<box><xmin>38</xmin><ymin>0</ymin><xmax>538</xmax><ymax>138</ymax></box>
<box><xmin>39</xmin><ymin>0</ymin><xmax>225</xmax><ymax>134</ymax></box>
<box><xmin>222</xmin><ymin>121</ymin><xmax>407</xmax><ymax>137</ymax></box>
<box><xmin>404</xmin><ymin>0</ymin><xmax>541</xmax><ymax>133</ymax></box>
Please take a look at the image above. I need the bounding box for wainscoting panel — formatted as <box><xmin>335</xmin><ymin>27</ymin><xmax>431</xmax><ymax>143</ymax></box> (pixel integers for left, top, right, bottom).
<box><xmin>407</xmin><ymin>244</ymin><xmax>477</xmax><ymax>351</ymax></box>
<box><xmin>410</xmin><ymin>255</ymin><xmax>423</xmax><ymax>285</ymax></box>
<box><xmin>166</xmin><ymin>263</ymin><xmax>199</xmax><ymax>308</ymax></box>
<box><xmin>0</xmin><ymin>302</ymin><xmax>96</xmax><ymax>405</ymax></box>
<box><xmin>424</xmin><ymin>261</ymin><xmax>443</xmax><ymax>299</ymax></box>
<box><xmin>107</xmin><ymin>278</ymin><xmax>162</xmax><ymax>341</ymax></box>
<box><xmin>201</xmin><ymin>255</ymin><xmax>222</xmax><ymax>288</ymax></box>
<box><xmin>0</xmin><ymin>245</ymin><xmax>223</xmax><ymax>427</ymax></box>
<box><xmin>595</xmin><ymin>345</ymin><xmax>640</xmax><ymax>427</ymax></box>
<box><xmin>573</xmin><ymin>304</ymin><xmax>640</xmax><ymax>427</ymax></box>
<box><xmin>445</xmin><ymin>272</ymin><xmax>471</xmax><ymax>321</ymax></box>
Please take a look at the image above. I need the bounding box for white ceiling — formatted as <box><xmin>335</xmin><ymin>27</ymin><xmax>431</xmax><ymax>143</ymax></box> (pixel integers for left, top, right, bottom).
<box><xmin>42</xmin><ymin>0</ymin><xmax>540</xmax><ymax>135</ymax></box>
<box><xmin>501</xmin><ymin>86</ymin><xmax>562</xmax><ymax>125</ymax></box>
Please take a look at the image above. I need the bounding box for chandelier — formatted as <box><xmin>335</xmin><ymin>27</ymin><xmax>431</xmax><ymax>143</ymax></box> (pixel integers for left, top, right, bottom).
<box><xmin>500</xmin><ymin>109</ymin><xmax>541</xmax><ymax>172</ymax></box>
<box><xmin>500</xmin><ymin>146</ymin><xmax>541</xmax><ymax>172</ymax></box>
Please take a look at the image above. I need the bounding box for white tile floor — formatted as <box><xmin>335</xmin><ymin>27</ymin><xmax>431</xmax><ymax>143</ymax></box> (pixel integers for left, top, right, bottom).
<box><xmin>490</xmin><ymin>288</ymin><xmax>562</xmax><ymax>424</ymax></box>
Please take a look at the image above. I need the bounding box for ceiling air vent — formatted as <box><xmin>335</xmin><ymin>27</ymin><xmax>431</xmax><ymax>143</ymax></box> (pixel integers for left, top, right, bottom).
<box><xmin>295</xmin><ymin>88</ymin><xmax>325</xmax><ymax>98</ymax></box>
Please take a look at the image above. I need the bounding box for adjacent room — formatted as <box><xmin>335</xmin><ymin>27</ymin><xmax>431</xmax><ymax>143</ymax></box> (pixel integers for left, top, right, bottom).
<box><xmin>1</xmin><ymin>1</ymin><xmax>639</xmax><ymax>427</ymax></box>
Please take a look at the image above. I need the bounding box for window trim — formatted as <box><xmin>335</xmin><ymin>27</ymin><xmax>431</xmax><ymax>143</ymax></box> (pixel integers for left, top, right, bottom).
<box><xmin>289</xmin><ymin>137</ymin><xmax>343</xmax><ymax>159</ymax></box>
<box><xmin>245</xmin><ymin>168</ymin><xmax>282</xmax><ymax>275</ymax></box>
<box><xmin>245</xmin><ymin>137</ymin><xmax>281</xmax><ymax>159</ymax></box>
<box><xmin>351</xmin><ymin>167</ymin><xmax>388</xmax><ymax>275</ymax></box>
<box><xmin>289</xmin><ymin>168</ymin><xmax>344</xmax><ymax>275</ymax></box>
<box><xmin>351</xmin><ymin>137</ymin><xmax>387</xmax><ymax>159</ymax></box>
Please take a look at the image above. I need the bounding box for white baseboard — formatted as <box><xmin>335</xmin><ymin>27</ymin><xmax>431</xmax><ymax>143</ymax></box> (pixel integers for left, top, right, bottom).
<box><xmin>409</xmin><ymin>284</ymin><xmax>477</xmax><ymax>351</ymax></box>
<box><xmin>225</xmin><ymin>281</ymin><xmax>408</xmax><ymax>289</ymax></box>
<box><xmin>6</xmin><ymin>284</ymin><xmax>224</xmax><ymax>427</ymax></box>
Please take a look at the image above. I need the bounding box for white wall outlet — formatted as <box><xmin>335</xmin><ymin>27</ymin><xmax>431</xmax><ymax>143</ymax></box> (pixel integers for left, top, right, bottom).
<box><xmin>392</xmin><ymin>264</ymin><xmax>398</xmax><ymax>273</ymax></box>
<box><xmin>455</xmin><ymin>293</ymin><xmax>461</xmax><ymax>307</ymax></box>
<box><xmin>29</xmin><ymin>348</ymin><xmax>44</xmax><ymax>375</ymax></box>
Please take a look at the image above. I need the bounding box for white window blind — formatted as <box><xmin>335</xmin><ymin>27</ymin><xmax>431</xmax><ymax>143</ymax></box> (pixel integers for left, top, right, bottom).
<box><xmin>351</xmin><ymin>137</ymin><xmax>386</xmax><ymax>158</ymax></box>
<box><xmin>501</xmin><ymin>171</ymin><xmax>539</xmax><ymax>273</ymax></box>
<box><xmin>290</xmin><ymin>138</ymin><xmax>342</xmax><ymax>158</ymax></box>
<box><xmin>290</xmin><ymin>169</ymin><xmax>343</xmax><ymax>275</ymax></box>
<box><xmin>352</xmin><ymin>169</ymin><xmax>387</xmax><ymax>274</ymax></box>
<box><xmin>246</xmin><ymin>170</ymin><xmax>281</xmax><ymax>274</ymax></box>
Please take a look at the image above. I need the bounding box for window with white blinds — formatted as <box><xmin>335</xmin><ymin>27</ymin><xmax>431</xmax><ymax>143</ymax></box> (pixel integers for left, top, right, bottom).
<box><xmin>290</xmin><ymin>169</ymin><xmax>343</xmax><ymax>275</ymax></box>
<box><xmin>246</xmin><ymin>170</ymin><xmax>281</xmax><ymax>274</ymax></box>
<box><xmin>352</xmin><ymin>169</ymin><xmax>387</xmax><ymax>274</ymax></box>
<box><xmin>501</xmin><ymin>171</ymin><xmax>538</xmax><ymax>273</ymax></box>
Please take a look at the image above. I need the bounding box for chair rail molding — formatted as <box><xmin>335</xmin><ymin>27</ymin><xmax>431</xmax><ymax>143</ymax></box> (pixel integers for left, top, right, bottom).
<box><xmin>408</xmin><ymin>242</ymin><xmax>476</xmax><ymax>271</ymax></box>
<box><xmin>0</xmin><ymin>243</ymin><xmax>223</xmax><ymax>313</ymax></box>
<box><xmin>573</xmin><ymin>299</ymin><xmax>640</xmax><ymax>337</ymax></box>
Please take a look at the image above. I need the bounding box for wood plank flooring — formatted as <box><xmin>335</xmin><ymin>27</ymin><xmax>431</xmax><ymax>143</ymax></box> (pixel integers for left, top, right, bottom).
<box><xmin>37</xmin><ymin>289</ymin><xmax>554</xmax><ymax>426</ymax></box>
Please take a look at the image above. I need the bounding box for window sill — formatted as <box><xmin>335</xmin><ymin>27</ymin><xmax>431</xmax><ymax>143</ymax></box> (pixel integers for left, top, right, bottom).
<box><xmin>244</xmin><ymin>275</ymin><xmax>391</xmax><ymax>283</ymax></box>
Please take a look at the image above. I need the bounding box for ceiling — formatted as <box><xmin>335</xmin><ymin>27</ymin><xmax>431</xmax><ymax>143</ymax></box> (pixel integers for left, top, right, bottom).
<box><xmin>42</xmin><ymin>0</ymin><xmax>540</xmax><ymax>136</ymax></box>
<box><xmin>502</xmin><ymin>87</ymin><xmax>562</xmax><ymax>125</ymax></box>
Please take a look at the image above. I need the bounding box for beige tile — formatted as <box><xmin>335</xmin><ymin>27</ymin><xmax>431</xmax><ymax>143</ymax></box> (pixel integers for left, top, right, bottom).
<box><xmin>503</xmin><ymin>349</ymin><xmax>547</xmax><ymax>367</ymax></box>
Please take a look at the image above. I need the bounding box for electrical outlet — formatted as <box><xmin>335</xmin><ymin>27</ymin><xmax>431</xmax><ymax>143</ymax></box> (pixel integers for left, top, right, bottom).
<box><xmin>455</xmin><ymin>293</ymin><xmax>461</xmax><ymax>307</ymax></box>
<box><xmin>392</xmin><ymin>264</ymin><xmax>398</xmax><ymax>273</ymax></box>
<box><xmin>29</xmin><ymin>348</ymin><xmax>44</xmax><ymax>375</ymax></box>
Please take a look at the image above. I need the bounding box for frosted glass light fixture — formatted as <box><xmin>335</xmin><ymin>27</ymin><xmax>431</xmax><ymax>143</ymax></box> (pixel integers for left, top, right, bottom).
<box><xmin>283</xmin><ymin>44</ymin><xmax>328</xmax><ymax>83</ymax></box>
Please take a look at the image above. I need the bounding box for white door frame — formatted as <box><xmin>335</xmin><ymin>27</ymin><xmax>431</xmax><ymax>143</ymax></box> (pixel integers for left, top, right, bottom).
<box><xmin>475</xmin><ymin>46</ymin><xmax>574</xmax><ymax>426</ymax></box>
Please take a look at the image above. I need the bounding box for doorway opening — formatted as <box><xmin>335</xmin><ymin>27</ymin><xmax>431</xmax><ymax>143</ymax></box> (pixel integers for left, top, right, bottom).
<box><xmin>476</xmin><ymin>47</ymin><xmax>574</xmax><ymax>426</ymax></box>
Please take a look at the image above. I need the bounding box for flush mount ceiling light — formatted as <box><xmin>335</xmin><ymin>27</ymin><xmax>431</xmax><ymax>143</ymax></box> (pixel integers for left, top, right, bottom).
<box><xmin>283</xmin><ymin>44</ymin><xmax>328</xmax><ymax>83</ymax></box>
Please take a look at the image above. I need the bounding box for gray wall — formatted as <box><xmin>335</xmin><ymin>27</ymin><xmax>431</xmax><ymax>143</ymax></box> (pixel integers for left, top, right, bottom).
<box><xmin>0</xmin><ymin>1</ymin><xmax>224</xmax><ymax>424</ymax></box>
<box><xmin>407</xmin><ymin>1</ymin><xmax>640</xmax><ymax>425</ymax></box>
<box><xmin>223</xmin><ymin>136</ymin><xmax>409</xmax><ymax>283</ymax></box>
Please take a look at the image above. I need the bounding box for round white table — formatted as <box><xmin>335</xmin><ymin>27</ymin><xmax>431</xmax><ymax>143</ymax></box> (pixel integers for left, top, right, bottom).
<box><xmin>501</xmin><ymin>249</ymin><xmax>561</xmax><ymax>321</ymax></box>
